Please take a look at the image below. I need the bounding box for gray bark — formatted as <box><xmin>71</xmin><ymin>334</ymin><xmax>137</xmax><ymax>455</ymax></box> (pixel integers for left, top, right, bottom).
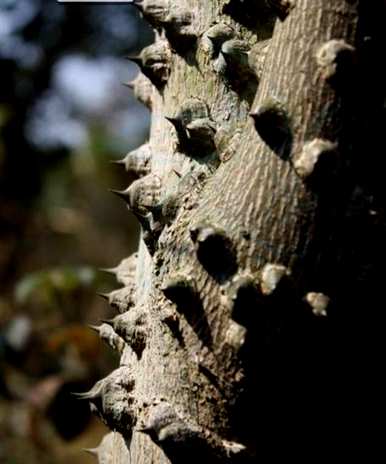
<box><xmin>86</xmin><ymin>1</ymin><xmax>385</xmax><ymax>462</ymax></box>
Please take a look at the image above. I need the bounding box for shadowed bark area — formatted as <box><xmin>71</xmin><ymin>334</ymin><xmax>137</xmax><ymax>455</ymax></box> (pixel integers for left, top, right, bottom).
<box><xmin>86</xmin><ymin>1</ymin><xmax>385</xmax><ymax>462</ymax></box>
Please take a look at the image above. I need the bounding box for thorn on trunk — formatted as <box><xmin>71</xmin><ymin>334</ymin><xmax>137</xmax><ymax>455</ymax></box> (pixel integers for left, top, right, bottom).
<box><xmin>293</xmin><ymin>138</ymin><xmax>338</xmax><ymax>184</ymax></box>
<box><xmin>260</xmin><ymin>263</ymin><xmax>290</xmax><ymax>296</ymax></box>
<box><xmin>97</xmin><ymin>292</ymin><xmax>110</xmax><ymax>301</ymax></box>
<box><xmin>304</xmin><ymin>292</ymin><xmax>330</xmax><ymax>317</ymax></box>
<box><xmin>128</xmin><ymin>40</ymin><xmax>171</xmax><ymax>88</ymax></box>
<box><xmin>250</xmin><ymin>97</ymin><xmax>292</xmax><ymax>157</ymax></box>
<box><xmin>109</xmin><ymin>188</ymin><xmax>132</xmax><ymax>206</ymax></box>
<box><xmin>190</xmin><ymin>223</ymin><xmax>237</xmax><ymax>281</ymax></box>
<box><xmin>316</xmin><ymin>39</ymin><xmax>356</xmax><ymax>85</ymax></box>
<box><xmin>82</xmin><ymin>447</ymin><xmax>99</xmax><ymax>457</ymax></box>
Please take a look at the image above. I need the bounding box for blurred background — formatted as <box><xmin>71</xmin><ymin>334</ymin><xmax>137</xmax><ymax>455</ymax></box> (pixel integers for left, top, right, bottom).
<box><xmin>0</xmin><ymin>1</ymin><xmax>152</xmax><ymax>462</ymax></box>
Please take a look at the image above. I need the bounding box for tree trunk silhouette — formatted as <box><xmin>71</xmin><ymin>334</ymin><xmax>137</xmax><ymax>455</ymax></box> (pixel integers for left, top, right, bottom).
<box><xmin>86</xmin><ymin>1</ymin><xmax>385</xmax><ymax>462</ymax></box>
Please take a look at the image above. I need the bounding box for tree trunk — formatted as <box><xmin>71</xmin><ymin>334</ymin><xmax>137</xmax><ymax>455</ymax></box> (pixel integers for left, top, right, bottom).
<box><xmin>86</xmin><ymin>1</ymin><xmax>384</xmax><ymax>462</ymax></box>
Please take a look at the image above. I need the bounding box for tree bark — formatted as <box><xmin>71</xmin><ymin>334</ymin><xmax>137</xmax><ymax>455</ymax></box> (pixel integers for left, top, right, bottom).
<box><xmin>87</xmin><ymin>1</ymin><xmax>385</xmax><ymax>462</ymax></box>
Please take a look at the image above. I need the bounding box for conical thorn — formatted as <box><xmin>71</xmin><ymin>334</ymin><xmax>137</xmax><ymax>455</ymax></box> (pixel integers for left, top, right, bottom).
<box><xmin>96</xmin><ymin>292</ymin><xmax>109</xmax><ymax>301</ymax></box>
<box><xmin>109</xmin><ymin>188</ymin><xmax>131</xmax><ymax>205</ymax></box>
<box><xmin>101</xmin><ymin>318</ymin><xmax>115</xmax><ymax>327</ymax></box>
<box><xmin>82</xmin><ymin>447</ymin><xmax>99</xmax><ymax>457</ymax></box>
<box><xmin>126</xmin><ymin>55</ymin><xmax>142</xmax><ymax>67</ymax></box>
<box><xmin>122</xmin><ymin>81</ymin><xmax>134</xmax><ymax>89</ymax></box>
<box><xmin>87</xmin><ymin>324</ymin><xmax>101</xmax><ymax>334</ymax></box>
<box><xmin>72</xmin><ymin>389</ymin><xmax>98</xmax><ymax>400</ymax></box>
<box><xmin>99</xmin><ymin>266</ymin><xmax>117</xmax><ymax>275</ymax></box>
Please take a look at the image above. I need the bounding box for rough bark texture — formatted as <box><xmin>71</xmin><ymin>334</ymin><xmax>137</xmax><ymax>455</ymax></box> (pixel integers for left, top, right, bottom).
<box><xmin>87</xmin><ymin>1</ymin><xmax>385</xmax><ymax>462</ymax></box>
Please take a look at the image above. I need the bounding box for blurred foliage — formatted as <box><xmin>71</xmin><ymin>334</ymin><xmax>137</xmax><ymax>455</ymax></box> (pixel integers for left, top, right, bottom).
<box><xmin>0</xmin><ymin>0</ymin><xmax>151</xmax><ymax>462</ymax></box>
<box><xmin>15</xmin><ymin>267</ymin><xmax>97</xmax><ymax>305</ymax></box>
